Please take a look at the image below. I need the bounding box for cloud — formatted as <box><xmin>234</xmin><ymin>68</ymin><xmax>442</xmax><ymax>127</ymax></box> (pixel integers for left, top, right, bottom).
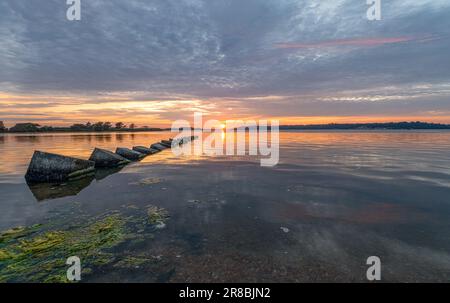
<box><xmin>0</xmin><ymin>0</ymin><xmax>449</xmax><ymax>125</ymax></box>
<box><xmin>274</xmin><ymin>36</ymin><xmax>431</xmax><ymax>49</ymax></box>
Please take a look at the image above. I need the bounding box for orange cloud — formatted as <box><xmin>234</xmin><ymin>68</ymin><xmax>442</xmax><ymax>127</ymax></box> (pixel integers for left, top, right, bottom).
<box><xmin>1</xmin><ymin>91</ymin><xmax>450</xmax><ymax>127</ymax></box>
<box><xmin>274</xmin><ymin>36</ymin><xmax>431</xmax><ymax>49</ymax></box>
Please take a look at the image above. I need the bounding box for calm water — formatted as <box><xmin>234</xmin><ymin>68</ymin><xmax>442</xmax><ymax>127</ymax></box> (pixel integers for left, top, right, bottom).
<box><xmin>0</xmin><ymin>131</ymin><xmax>450</xmax><ymax>282</ymax></box>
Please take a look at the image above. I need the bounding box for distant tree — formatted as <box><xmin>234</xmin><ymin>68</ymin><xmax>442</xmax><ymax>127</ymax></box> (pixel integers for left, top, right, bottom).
<box><xmin>103</xmin><ymin>122</ymin><xmax>112</xmax><ymax>130</ymax></box>
<box><xmin>129</xmin><ymin>123</ymin><xmax>136</xmax><ymax>129</ymax></box>
<box><xmin>279</xmin><ymin>121</ymin><xmax>450</xmax><ymax>130</ymax></box>
<box><xmin>0</xmin><ymin>121</ymin><xmax>6</xmax><ymax>132</ymax></box>
<box><xmin>9</xmin><ymin>123</ymin><xmax>41</xmax><ymax>132</ymax></box>
<box><xmin>85</xmin><ymin>122</ymin><xmax>92</xmax><ymax>129</ymax></box>
<box><xmin>115</xmin><ymin>122</ymin><xmax>125</xmax><ymax>129</ymax></box>
<box><xmin>39</xmin><ymin>126</ymin><xmax>54</xmax><ymax>132</ymax></box>
<box><xmin>92</xmin><ymin>122</ymin><xmax>104</xmax><ymax>131</ymax></box>
<box><xmin>70</xmin><ymin>123</ymin><xmax>87</xmax><ymax>131</ymax></box>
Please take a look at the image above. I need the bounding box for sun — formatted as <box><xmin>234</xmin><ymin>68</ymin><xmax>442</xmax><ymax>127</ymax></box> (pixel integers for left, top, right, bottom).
<box><xmin>220</xmin><ymin>123</ymin><xmax>226</xmax><ymax>130</ymax></box>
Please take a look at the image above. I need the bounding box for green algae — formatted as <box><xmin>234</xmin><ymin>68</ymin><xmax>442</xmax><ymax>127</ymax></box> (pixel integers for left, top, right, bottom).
<box><xmin>147</xmin><ymin>206</ymin><xmax>170</xmax><ymax>225</ymax></box>
<box><xmin>130</xmin><ymin>177</ymin><xmax>164</xmax><ymax>186</ymax></box>
<box><xmin>0</xmin><ymin>205</ymin><xmax>170</xmax><ymax>283</ymax></box>
<box><xmin>0</xmin><ymin>224</ymin><xmax>42</xmax><ymax>244</ymax></box>
<box><xmin>0</xmin><ymin>249</ymin><xmax>14</xmax><ymax>261</ymax></box>
<box><xmin>0</xmin><ymin>214</ymin><xmax>126</xmax><ymax>282</ymax></box>
<box><xmin>113</xmin><ymin>255</ymin><xmax>154</xmax><ymax>269</ymax></box>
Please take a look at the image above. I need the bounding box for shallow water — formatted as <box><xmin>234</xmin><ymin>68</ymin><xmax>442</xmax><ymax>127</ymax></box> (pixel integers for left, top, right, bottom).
<box><xmin>0</xmin><ymin>131</ymin><xmax>450</xmax><ymax>282</ymax></box>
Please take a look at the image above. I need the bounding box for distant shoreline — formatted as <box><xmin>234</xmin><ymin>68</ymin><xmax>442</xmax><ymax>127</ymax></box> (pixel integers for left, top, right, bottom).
<box><xmin>1</xmin><ymin>128</ymin><xmax>170</xmax><ymax>134</ymax></box>
<box><xmin>1</xmin><ymin>122</ymin><xmax>450</xmax><ymax>133</ymax></box>
<box><xmin>279</xmin><ymin>122</ymin><xmax>450</xmax><ymax>130</ymax></box>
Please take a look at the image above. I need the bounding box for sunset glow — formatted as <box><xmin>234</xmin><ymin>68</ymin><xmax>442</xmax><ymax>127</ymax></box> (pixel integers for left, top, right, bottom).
<box><xmin>1</xmin><ymin>1</ymin><xmax>449</xmax><ymax>128</ymax></box>
<box><xmin>1</xmin><ymin>88</ymin><xmax>450</xmax><ymax>127</ymax></box>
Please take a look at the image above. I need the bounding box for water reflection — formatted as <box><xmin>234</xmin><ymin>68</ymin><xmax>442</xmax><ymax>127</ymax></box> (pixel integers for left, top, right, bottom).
<box><xmin>93</xmin><ymin>134</ymin><xmax>113</xmax><ymax>142</ymax></box>
<box><xmin>26</xmin><ymin>166</ymin><xmax>126</xmax><ymax>201</ymax></box>
<box><xmin>27</xmin><ymin>176</ymin><xmax>95</xmax><ymax>201</ymax></box>
<box><xmin>70</xmin><ymin>134</ymin><xmax>92</xmax><ymax>142</ymax></box>
<box><xmin>95</xmin><ymin>166</ymin><xmax>126</xmax><ymax>181</ymax></box>
<box><xmin>1</xmin><ymin>131</ymin><xmax>450</xmax><ymax>282</ymax></box>
<box><xmin>14</xmin><ymin>135</ymin><xmax>41</xmax><ymax>143</ymax></box>
<box><xmin>115</xmin><ymin>133</ymin><xmax>125</xmax><ymax>142</ymax></box>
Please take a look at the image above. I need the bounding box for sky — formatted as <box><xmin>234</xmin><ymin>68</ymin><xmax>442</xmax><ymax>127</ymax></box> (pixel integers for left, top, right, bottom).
<box><xmin>1</xmin><ymin>0</ymin><xmax>450</xmax><ymax>127</ymax></box>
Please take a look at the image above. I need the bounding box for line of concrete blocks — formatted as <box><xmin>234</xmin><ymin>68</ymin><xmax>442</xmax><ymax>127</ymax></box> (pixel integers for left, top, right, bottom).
<box><xmin>25</xmin><ymin>136</ymin><xmax>198</xmax><ymax>183</ymax></box>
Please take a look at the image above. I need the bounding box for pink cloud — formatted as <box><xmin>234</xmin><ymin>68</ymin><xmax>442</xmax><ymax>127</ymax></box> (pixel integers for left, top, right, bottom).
<box><xmin>274</xmin><ymin>36</ymin><xmax>432</xmax><ymax>49</ymax></box>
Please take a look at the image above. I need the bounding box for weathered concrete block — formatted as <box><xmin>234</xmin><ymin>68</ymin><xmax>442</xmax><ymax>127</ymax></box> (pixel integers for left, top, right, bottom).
<box><xmin>159</xmin><ymin>141</ymin><xmax>172</xmax><ymax>148</ymax></box>
<box><xmin>171</xmin><ymin>139</ymin><xmax>182</xmax><ymax>146</ymax></box>
<box><xmin>164</xmin><ymin>136</ymin><xmax>195</xmax><ymax>147</ymax></box>
<box><xmin>25</xmin><ymin>151</ymin><xmax>95</xmax><ymax>183</ymax></box>
<box><xmin>89</xmin><ymin>148</ymin><xmax>130</xmax><ymax>167</ymax></box>
<box><xmin>116</xmin><ymin>147</ymin><xmax>145</xmax><ymax>161</ymax></box>
<box><xmin>161</xmin><ymin>140</ymin><xmax>173</xmax><ymax>146</ymax></box>
<box><xmin>150</xmin><ymin>143</ymin><xmax>168</xmax><ymax>151</ymax></box>
<box><xmin>133</xmin><ymin>146</ymin><xmax>157</xmax><ymax>155</ymax></box>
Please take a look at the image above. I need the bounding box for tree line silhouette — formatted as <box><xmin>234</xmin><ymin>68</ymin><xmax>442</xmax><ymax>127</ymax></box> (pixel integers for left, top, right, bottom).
<box><xmin>0</xmin><ymin>121</ymin><xmax>163</xmax><ymax>133</ymax></box>
<box><xmin>1</xmin><ymin>120</ymin><xmax>450</xmax><ymax>133</ymax></box>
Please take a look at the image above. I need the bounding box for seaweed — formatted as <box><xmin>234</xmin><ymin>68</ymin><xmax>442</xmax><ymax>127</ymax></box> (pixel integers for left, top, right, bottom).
<box><xmin>113</xmin><ymin>255</ymin><xmax>154</xmax><ymax>269</ymax></box>
<box><xmin>0</xmin><ymin>224</ymin><xmax>42</xmax><ymax>244</ymax></box>
<box><xmin>130</xmin><ymin>177</ymin><xmax>164</xmax><ymax>186</ymax></box>
<box><xmin>147</xmin><ymin>206</ymin><xmax>170</xmax><ymax>226</ymax></box>
<box><xmin>0</xmin><ymin>205</ymin><xmax>169</xmax><ymax>282</ymax></box>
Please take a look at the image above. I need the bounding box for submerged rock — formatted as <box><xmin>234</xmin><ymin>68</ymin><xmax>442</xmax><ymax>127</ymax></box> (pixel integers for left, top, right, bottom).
<box><xmin>25</xmin><ymin>151</ymin><xmax>95</xmax><ymax>183</ymax></box>
<box><xmin>89</xmin><ymin>148</ymin><xmax>130</xmax><ymax>168</ymax></box>
<box><xmin>116</xmin><ymin>147</ymin><xmax>145</xmax><ymax>161</ymax></box>
<box><xmin>132</xmin><ymin>146</ymin><xmax>158</xmax><ymax>155</ymax></box>
<box><xmin>150</xmin><ymin>143</ymin><xmax>168</xmax><ymax>151</ymax></box>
